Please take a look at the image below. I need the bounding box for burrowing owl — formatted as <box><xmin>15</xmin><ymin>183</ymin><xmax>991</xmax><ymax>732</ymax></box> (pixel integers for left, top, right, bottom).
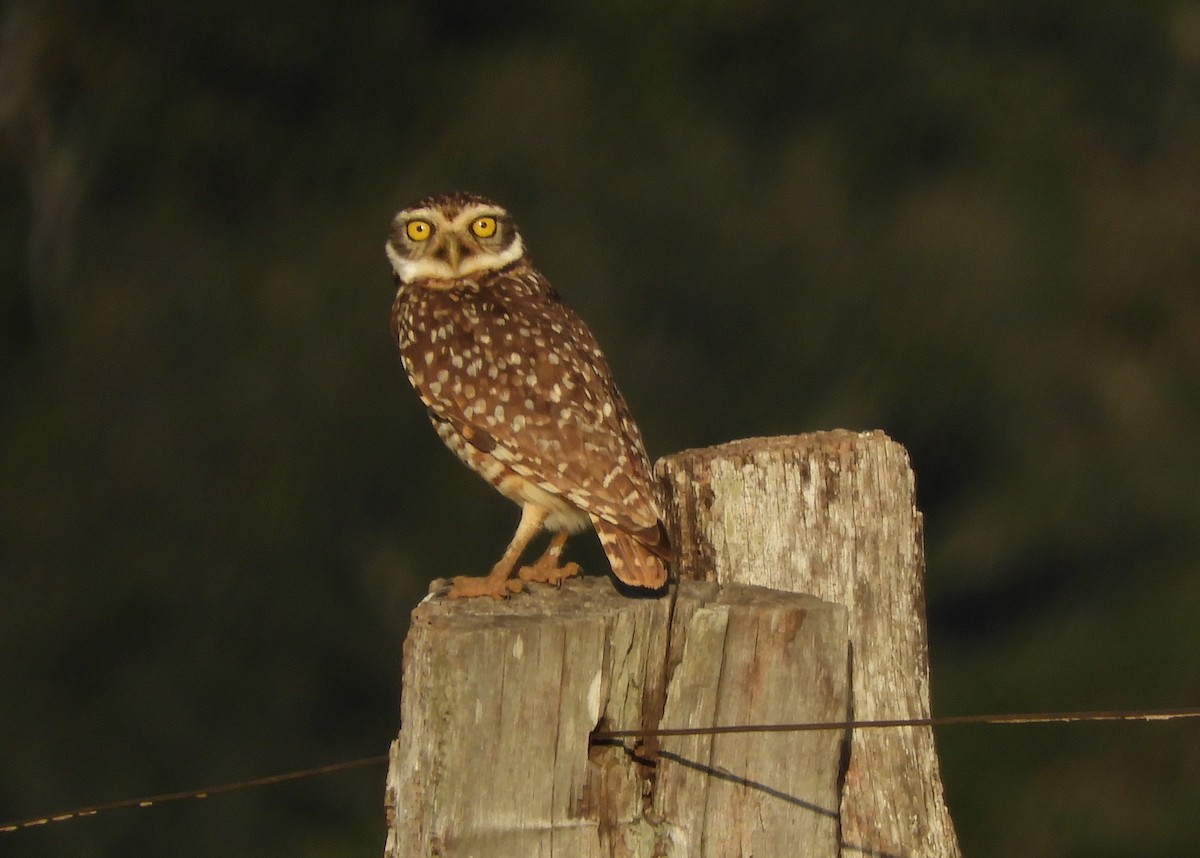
<box><xmin>387</xmin><ymin>191</ymin><xmax>671</xmax><ymax>599</ymax></box>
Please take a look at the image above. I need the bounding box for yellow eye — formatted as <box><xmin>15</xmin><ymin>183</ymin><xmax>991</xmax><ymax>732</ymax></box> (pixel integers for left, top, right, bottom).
<box><xmin>471</xmin><ymin>216</ymin><xmax>497</xmax><ymax>239</ymax></box>
<box><xmin>405</xmin><ymin>220</ymin><xmax>432</xmax><ymax>242</ymax></box>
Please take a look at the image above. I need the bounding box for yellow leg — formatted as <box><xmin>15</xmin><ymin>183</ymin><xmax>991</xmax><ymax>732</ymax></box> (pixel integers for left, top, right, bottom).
<box><xmin>517</xmin><ymin>529</ymin><xmax>582</xmax><ymax>587</ymax></box>
<box><xmin>447</xmin><ymin>503</ymin><xmax>548</xmax><ymax>599</ymax></box>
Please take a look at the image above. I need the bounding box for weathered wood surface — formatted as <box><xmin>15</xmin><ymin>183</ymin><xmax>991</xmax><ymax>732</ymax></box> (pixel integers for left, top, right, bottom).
<box><xmin>658</xmin><ymin>430</ymin><xmax>962</xmax><ymax>858</ymax></box>
<box><xmin>649</xmin><ymin>584</ymin><xmax>848</xmax><ymax>857</ymax></box>
<box><xmin>383</xmin><ymin>577</ymin><xmax>848</xmax><ymax>857</ymax></box>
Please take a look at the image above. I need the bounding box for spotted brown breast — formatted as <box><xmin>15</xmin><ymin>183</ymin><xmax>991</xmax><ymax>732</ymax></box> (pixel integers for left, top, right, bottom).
<box><xmin>391</xmin><ymin>258</ymin><xmax>670</xmax><ymax>587</ymax></box>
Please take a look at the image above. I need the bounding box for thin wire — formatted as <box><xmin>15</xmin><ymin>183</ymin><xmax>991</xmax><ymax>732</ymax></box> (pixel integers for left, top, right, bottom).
<box><xmin>0</xmin><ymin>754</ymin><xmax>387</xmax><ymax>834</ymax></box>
<box><xmin>4</xmin><ymin>706</ymin><xmax>1200</xmax><ymax>834</ymax></box>
<box><xmin>590</xmin><ymin>706</ymin><xmax>1200</xmax><ymax>740</ymax></box>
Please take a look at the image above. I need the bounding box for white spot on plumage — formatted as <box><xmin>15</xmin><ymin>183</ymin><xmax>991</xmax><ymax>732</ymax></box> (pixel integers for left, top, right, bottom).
<box><xmin>480</xmin><ymin>457</ymin><xmax>506</xmax><ymax>481</ymax></box>
<box><xmin>567</xmin><ymin>491</ymin><xmax>589</xmax><ymax>508</ymax></box>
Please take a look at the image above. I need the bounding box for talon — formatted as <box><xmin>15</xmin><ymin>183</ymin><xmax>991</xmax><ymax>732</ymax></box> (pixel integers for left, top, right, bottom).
<box><xmin>518</xmin><ymin>557</ymin><xmax>581</xmax><ymax>587</ymax></box>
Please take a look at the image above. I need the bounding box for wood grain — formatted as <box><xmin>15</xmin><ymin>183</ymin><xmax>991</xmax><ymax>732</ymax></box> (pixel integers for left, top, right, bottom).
<box><xmin>383</xmin><ymin>577</ymin><xmax>847</xmax><ymax>857</ymax></box>
<box><xmin>659</xmin><ymin>430</ymin><xmax>962</xmax><ymax>858</ymax></box>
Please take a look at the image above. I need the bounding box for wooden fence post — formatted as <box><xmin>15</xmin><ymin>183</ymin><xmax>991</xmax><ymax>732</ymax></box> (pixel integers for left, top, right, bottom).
<box><xmin>659</xmin><ymin>430</ymin><xmax>961</xmax><ymax>858</ymax></box>
<box><xmin>382</xmin><ymin>431</ymin><xmax>960</xmax><ymax>857</ymax></box>
<box><xmin>383</xmin><ymin>579</ymin><xmax>847</xmax><ymax>857</ymax></box>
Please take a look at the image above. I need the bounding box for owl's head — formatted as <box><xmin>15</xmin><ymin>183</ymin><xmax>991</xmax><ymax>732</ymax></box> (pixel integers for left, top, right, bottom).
<box><xmin>386</xmin><ymin>192</ymin><xmax>526</xmax><ymax>285</ymax></box>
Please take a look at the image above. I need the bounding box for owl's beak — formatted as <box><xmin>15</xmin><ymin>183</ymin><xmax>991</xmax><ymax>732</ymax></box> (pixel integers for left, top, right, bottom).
<box><xmin>437</xmin><ymin>235</ymin><xmax>463</xmax><ymax>273</ymax></box>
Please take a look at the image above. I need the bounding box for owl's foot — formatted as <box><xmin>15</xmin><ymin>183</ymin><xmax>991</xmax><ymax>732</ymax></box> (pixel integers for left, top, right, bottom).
<box><xmin>518</xmin><ymin>528</ymin><xmax>580</xmax><ymax>588</ymax></box>
<box><xmin>447</xmin><ymin>574</ymin><xmax>524</xmax><ymax>600</ymax></box>
<box><xmin>445</xmin><ymin>503</ymin><xmax>549</xmax><ymax>599</ymax></box>
<box><xmin>517</xmin><ymin>556</ymin><xmax>581</xmax><ymax>588</ymax></box>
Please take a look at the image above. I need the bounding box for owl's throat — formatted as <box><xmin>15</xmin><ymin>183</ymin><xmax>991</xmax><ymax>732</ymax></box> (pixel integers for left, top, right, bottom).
<box><xmin>414</xmin><ymin>276</ymin><xmax>468</xmax><ymax>292</ymax></box>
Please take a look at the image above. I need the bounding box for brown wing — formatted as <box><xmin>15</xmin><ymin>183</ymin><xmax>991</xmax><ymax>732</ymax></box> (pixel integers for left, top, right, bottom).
<box><xmin>396</xmin><ymin>267</ymin><xmax>667</xmax><ymax>549</ymax></box>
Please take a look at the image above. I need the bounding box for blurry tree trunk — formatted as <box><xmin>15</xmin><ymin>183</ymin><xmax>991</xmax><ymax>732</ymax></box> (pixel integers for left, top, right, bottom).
<box><xmin>659</xmin><ymin>430</ymin><xmax>962</xmax><ymax>858</ymax></box>
<box><xmin>0</xmin><ymin>2</ymin><xmax>91</xmax><ymax>332</ymax></box>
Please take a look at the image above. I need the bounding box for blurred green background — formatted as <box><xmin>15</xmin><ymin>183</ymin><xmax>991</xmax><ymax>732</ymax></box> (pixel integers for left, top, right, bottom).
<box><xmin>3</xmin><ymin>2</ymin><xmax>1199</xmax><ymax>855</ymax></box>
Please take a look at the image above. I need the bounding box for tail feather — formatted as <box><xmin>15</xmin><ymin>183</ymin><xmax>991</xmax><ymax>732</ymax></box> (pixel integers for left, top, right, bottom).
<box><xmin>591</xmin><ymin>515</ymin><xmax>670</xmax><ymax>589</ymax></box>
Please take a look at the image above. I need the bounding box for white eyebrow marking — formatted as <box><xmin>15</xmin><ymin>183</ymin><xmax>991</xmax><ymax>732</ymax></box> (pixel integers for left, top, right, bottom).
<box><xmin>449</xmin><ymin>204</ymin><xmax>506</xmax><ymax>230</ymax></box>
